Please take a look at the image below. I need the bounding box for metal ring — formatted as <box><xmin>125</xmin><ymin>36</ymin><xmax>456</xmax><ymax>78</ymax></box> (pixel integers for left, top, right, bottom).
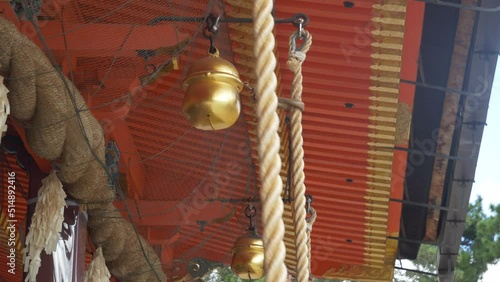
<box><xmin>245</xmin><ymin>205</ymin><xmax>257</xmax><ymax>218</ymax></box>
<box><xmin>211</xmin><ymin>16</ymin><xmax>221</xmax><ymax>33</ymax></box>
<box><xmin>291</xmin><ymin>13</ymin><xmax>309</xmax><ymax>28</ymax></box>
<box><xmin>305</xmin><ymin>194</ymin><xmax>313</xmax><ymax>207</ymax></box>
<box><xmin>290</xmin><ymin>14</ymin><xmax>309</xmax><ymax>45</ymax></box>
<box><xmin>187</xmin><ymin>258</ymin><xmax>209</xmax><ymax>278</ymax></box>
<box><xmin>306</xmin><ymin>194</ymin><xmax>313</xmax><ymax>202</ymax></box>
<box><xmin>290</xmin><ymin>31</ymin><xmax>307</xmax><ymax>52</ymax></box>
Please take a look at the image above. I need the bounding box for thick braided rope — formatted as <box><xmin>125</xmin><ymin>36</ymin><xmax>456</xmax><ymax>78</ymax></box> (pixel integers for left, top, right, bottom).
<box><xmin>286</xmin><ymin>30</ymin><xmax>312</xmax><ymax>282</ymax></box>
<box><xmin>0</xmin><ymin>18</ymin><xmax>164</xmax><ymax>281</ymax></box>
<box><xmin>251</xmin><ymin>1</ymin><xmax>288</xmax><ymax>281</ymax></box>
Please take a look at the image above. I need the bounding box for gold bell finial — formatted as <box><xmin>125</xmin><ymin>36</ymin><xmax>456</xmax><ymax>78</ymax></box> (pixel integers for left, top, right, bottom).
<box><xmin>181</xmin><ymin>48</ymin><xmax>243</xmax><ymax>130</ymax></box>
<box><xmin>230</xmin><ymin>205</ymin><xmax>265</xmax><ymax>279</ymax></box>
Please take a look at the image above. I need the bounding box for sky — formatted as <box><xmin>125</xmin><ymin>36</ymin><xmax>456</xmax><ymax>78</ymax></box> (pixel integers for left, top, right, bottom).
<box><xmin>470</xmin><ymin>57</ymin><xmax>500</xmax><ymax>281</ymax></box>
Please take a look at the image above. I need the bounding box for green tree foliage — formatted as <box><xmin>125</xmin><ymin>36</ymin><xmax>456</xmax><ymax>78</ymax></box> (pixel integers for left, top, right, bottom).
<box><xmin>399</xmin><ymin>197</ymin><xmax>500</xmax><ymax>282</ymax></box>
<box><xmin>203</xmin><ymin>266</ymin><xmax>265</xmax><ymax>282</ymax></box>
<box><xmin>455</xmin><ymin>197</ymin><xmax>500</xmax><ymax>281</ymax></box>
<box><xmin>312</xmin><ymin>279</ymin><xmax>354</xmax><ymax>282</ymax></box>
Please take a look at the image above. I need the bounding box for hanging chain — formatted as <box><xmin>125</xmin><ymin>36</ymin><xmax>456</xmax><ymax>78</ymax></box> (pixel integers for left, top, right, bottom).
<box><xmin>245</xmin><ymin>203</ymin><xmax>257</xmax><ymax>232</ymax></box>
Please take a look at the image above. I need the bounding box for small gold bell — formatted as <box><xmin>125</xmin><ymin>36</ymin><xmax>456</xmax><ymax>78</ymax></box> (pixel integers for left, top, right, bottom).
<box><xmin>231</xmin><ymin>230</ymin><xmax>265</xmax><ymax>280</ymax></box>
<box><xmin>182</xmin><ymin>48</ymin><xmax>243</xmax><ymax>130</ymax></box>
<box><xmin>230</xmin><ymin>204</ymin><xmax>264</xmax><ymax>279</ymax></box>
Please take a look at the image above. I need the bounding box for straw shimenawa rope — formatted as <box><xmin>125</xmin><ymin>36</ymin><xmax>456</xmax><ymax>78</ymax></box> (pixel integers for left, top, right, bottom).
<box><xmin>0</xmin><ymin>17</ymin><xmax>165</xmax><ymax>281</ymax></box>
<box><xmin>286</xmin><ymin>30</ymin><xmax>312</xmax><ymax>282</ymax></box>
<box><xmin>251</xmin><ymin>1</ymin><xmax>288</xmax><ymax>282</ymax></box>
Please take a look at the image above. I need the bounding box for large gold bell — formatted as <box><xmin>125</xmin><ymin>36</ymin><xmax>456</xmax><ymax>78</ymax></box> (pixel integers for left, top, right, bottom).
<box><xmin>182</xmin><ymin>49</ymin><xmax>243</xmax><ymax>130</ymax></box>
<box><xmin>230</xmin><ymin>231</ymin><xmax>265</xmax><ymax>280</ymax></box>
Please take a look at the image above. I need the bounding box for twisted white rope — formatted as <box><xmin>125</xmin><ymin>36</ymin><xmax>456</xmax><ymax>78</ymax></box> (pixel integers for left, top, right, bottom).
<box><xmin>287</xmin><ymin>30</ymin><xmax>312</xmax><ymax>282</ymax></box>
<box><xmin>252</xmin><ymin>0</ymin><xmax>287</xmax><ymax>281</ymax></box>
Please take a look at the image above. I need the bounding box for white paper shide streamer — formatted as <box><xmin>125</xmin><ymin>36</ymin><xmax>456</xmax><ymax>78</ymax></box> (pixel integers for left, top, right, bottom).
<box><xmin>0</xmin><ymin>75</ymin><xmax>10</xmax><ymax>143</ymax></box>
<box><xmin>23</xmin><ymin>170</ymin><xmax>67</xmax><ymax>282</ymax></box>
<box><xmin>84</xmin><ymin>247</ymin><xmax>111</xmax><ymax>282</ymax></box>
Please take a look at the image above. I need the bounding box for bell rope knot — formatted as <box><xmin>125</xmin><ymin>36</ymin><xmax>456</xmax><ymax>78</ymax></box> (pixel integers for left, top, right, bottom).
<box><xmin>85</xmin><ymin>247</ymin><xmax>111</xmax><ymax>282</ymax></box>
<box><xmin>23</xmin><ymin>170</ymin><xmax>67</xmax><ymax>282</ymax></box>
<box><xmin>290</xmin><ymin>50</ymin><xmax>307</xmax><ymax>63</ymax></box>
<box><xmin>0</xmin><ymin>75</ymin><xmax>9</xmax><ymax>142</ymax></box>
<box><xmin>287</xmin><ymin>51</ymin><xmax>307</xmax><ymax>73</ymax></box>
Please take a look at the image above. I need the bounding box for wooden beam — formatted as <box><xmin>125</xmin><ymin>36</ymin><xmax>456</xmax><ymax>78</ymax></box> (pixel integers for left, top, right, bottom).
<box><xmin>425</xmin><ymin>0</ymin><xmax>478</xmax><ymax>242</ymax></box>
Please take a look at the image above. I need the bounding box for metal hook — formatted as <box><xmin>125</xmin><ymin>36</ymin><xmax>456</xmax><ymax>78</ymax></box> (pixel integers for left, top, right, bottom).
<box><xmin>204</xmin><ymin>13</ymin><xmax>221</xmax><ymax>35</ymax></box>
<box><xmin>246</xmin><ymin>196</ymin><xmax>254</xmax><ymax>210</ymax></box>
<box><xmin>211</xmin><ymin>16</ymin><xmax>221</xmax><ymax>33</ymax></box>
<box><xmin>245</xmin><ymin>204</ymin><xmax>257</xmax><ymax>218</ymax></box>
<box><xmin>305</xmin><ymin>194</ymin><xmax>313</xmax><ymax>213</ymax></box>
<box><xmin>245</xmin><ymin>204</ymin><xmax>257</xmax><ymax>231</ymax></box>
<box><xmin>295</xmin><ymin>17</ymin><xmax>305</xmax><ymax>40</ymax></box>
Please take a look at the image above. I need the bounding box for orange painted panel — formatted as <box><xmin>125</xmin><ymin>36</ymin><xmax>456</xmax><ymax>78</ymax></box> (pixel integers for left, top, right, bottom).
<box><xmin>387</xmin><ymin>1</ymin><xmax>426</xmax><ymax>234</ymax></box>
